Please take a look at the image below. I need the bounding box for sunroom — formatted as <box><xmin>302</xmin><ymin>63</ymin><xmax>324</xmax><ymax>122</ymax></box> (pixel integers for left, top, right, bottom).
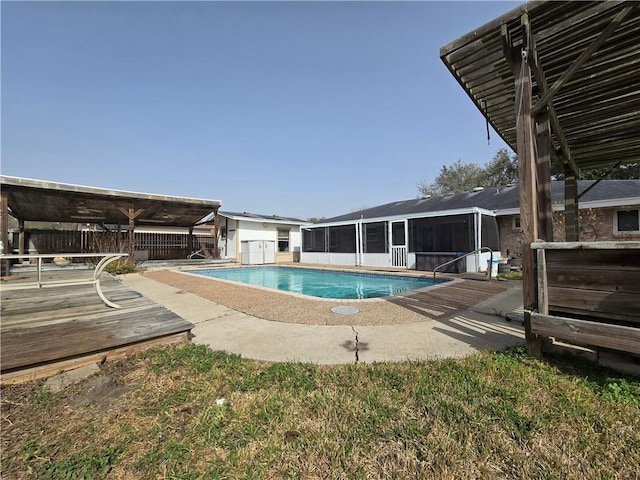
<box><xmin>301</xmin><ymin>207</ymin><xmax>500</xmax><ymax>273</ymax></box>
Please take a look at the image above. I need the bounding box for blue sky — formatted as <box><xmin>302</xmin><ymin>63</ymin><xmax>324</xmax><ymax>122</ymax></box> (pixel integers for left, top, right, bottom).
<box><xmin>2</xmin><ymin>1</ymin><xmax>519</xmax><ymax>220</ymax></box>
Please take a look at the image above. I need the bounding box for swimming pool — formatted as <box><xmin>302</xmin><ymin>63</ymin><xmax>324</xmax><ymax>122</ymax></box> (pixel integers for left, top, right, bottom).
<box><xmin>188</xmin><ymin>266</ymin><xmax>448</xmax><ymax>300</ymax></box>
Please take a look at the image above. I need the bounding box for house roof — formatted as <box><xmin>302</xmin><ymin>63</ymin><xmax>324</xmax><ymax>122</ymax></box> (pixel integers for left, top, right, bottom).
<box><xmin>320</xmin><ymin>180</ymin><xmax>640</xmax><ymax>224</ymax></box>
<box><xmin>440</xmin><ymin>1</ymin><xmax>640</xmax><ymax>174</ymax></box>
<box><xmin>218</xmin><ymin>210</ymin><xmax>308</xmax><ymax>225</ymax></box>
<box><xmin>0</xmin><ymin>175</ymin><xmax>222</xmax><ymax>228</ymax></box>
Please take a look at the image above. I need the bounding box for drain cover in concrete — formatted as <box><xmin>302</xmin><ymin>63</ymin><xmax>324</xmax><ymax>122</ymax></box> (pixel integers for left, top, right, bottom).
<box><xmin>331</xmin><ymin>306</ymin><xmax>360</xmax><ymax>315</ymax></box>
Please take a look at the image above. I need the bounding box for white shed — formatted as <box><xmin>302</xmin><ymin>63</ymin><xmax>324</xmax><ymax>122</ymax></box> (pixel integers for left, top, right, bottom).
<box><xmin>217</xmin><ymin>211</ymin><xmax>309</xmax><ymax>264</ymax></box>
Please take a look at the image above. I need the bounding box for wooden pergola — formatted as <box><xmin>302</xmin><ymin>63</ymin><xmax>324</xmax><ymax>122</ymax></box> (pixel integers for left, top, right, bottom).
<box><xmin>0</xmin><ymin>175</ymin><xmax>222</xmax><ymax>259</ymax></box>
<box><xmin>441</xmin><ymin>1</ymin><xmax>639</xmax><ymax>356</ymax></box>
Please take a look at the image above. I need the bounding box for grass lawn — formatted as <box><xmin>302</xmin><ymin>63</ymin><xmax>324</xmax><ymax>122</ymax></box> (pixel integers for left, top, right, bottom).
<box><xmin>2</xmin><ymin>344</ymin><xmax>639</xmax><ymax>479</ymax></box>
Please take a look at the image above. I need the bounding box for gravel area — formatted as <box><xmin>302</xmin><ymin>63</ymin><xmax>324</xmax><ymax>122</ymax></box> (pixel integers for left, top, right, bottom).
<box><xmin>143</xmin><ymin>267</ymin><xmax>510</xmax><ymax>327</ymax></box>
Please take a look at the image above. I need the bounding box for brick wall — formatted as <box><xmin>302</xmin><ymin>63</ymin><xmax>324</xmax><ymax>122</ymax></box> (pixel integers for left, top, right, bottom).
<box><xmin>498</xmin><ymin>205</ymin><xmax>640</xmax><ymax>264</ymax></box>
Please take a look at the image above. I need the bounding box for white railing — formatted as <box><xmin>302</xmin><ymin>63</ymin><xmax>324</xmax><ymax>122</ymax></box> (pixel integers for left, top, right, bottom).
<box><xmin>0</xmin><ymin>253</ymin><xmax>129</xmax><ymax>308</ymax></box>
<box><xmin>433</xmin><ymin>247</ymin><xmax>494</xmax><ymax>280</ymax></box>
<box><xmin>391</xmin><ymin>246</ymin><xmax>407</xmax><ymax>268</ymax></box>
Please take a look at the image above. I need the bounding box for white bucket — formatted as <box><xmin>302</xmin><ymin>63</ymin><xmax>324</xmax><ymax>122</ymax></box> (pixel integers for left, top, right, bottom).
<box><xmin>487</xmin><ymin>259</ymin><xmax>499</xmax><ymax>277</ymax></box>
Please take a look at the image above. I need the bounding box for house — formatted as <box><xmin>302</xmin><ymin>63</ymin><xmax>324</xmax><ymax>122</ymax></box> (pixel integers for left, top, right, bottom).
<box><xmin>300</xmin><ymin>180</ymin><xmax>640</xmax><ymax>272</ymax></box>
<box><xmin>495</xmin><ymin>180</ymin><xmax>640</xmax><ymax>265</ymax></box>
<box><xmin>301</xmin><ymin>201</ymin><xmax>500</xmax><ymax>273</ymax></box>
<box><xmin>217</xmin><ymin>211</ymin><xmax>309</xmax><ymax>264</ymax></box>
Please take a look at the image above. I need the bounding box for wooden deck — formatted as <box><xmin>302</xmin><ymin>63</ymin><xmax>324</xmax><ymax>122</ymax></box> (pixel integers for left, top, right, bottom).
<box><xmin>1</xmin><ymin>268</ymin><xmax>193</xmax><ymax>384</ymax></box>
<box><xmin>386</xmin><ymin>276</ymin><xmax>511</xmax><ymax>318</ymax></box>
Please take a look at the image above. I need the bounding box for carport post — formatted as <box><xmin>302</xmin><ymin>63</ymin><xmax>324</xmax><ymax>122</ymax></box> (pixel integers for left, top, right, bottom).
<box><xmin>18</xmin><ymin>219</ymin><xmax>25</xmax><ymax>258</ymax></box>
<box><xmin>213</xmin><ymin>208</ymin><xmax>220</xmax><ymax>258</ymax></box>
<box><xmin>508</xmin><ymin>32</ymin><xmax>544</xmax><ymax>358</ymax></box>
<box><xmin>117</xmin><ymin>206</ymin><xmax>144</xmax><ymax>257</ymax></box>
<box><xmin>1</xmin><ymin>192</ymin><xmax>9</xmax><ymax>272</ymax></box>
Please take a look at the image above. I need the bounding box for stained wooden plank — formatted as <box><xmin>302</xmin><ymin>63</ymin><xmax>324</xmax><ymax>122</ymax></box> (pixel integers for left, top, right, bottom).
<box><xmin>387</xmin><ymin>279</ymin><xmax>510</xmax><ymax>319</ymax></box>
<box><xmin>531</xmin><ymin>241</ymin><xmax>640</xmax><ymax>250</ymax></box>
<box><xmin>530</xmin><ymin>313</ymin><xmax>640</xmax><ymax>354</ymax></box>
<box><xmin>547</xmin><ymin>286</ymin><xmax>640</xmax><ymax>323</ymax></box>
<box><xmin>1</xmin><ymin>306</ymin><xmax>188</xmax><ymax>371</ymax></box>
<box><xmin>0</xmin><ymin>270</ymin><xmax>193</xmax><ymax>374</ymax></box>
<box><xmin>0</xmin><ymin>332</ymin><xmax>190</xmax><ymax>386</ymax></box>
<box><xmin>546</xmin><ymin>266</ymin><xmax>640</xmax><ymax>294</ymax></box>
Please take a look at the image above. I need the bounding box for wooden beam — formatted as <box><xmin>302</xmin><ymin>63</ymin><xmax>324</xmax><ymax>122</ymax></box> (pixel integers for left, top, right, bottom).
<box><xmin>18</xmin><ymin>219</ymin><xmax>25</xmax><ymax>258</ymax></box>
<box><xmin>564</xmin><ymin>167</ymin><xmax>580</xmax><ymax>242</ymax></box>
<box><xmin>116</xmin><ymin>206</ymin><xmax>145</xmax><ymax>220</ymax></box>
<box><xmin>213</xmin><ymin>208</ymin><xmax>220</xmax><ymax>259</ymax></box>
<box><xmin>532</xmin><ymin>4</ymin><xmax>637</xmax><ymax>116</ymax></box>
<box><xmin>535</xmin><ymin>112</ymin><xmax>553</xmax><ymax>242</ymax></box>
<box><xmin>530</xmin><ymin>313</ymin><xmax>640</xmax><ymax>355</ymax></box>
<box><xmin>1</xmin><ymin>332</ymin><xmax>190</xmax><ymax>386</ymax></box>
<box><xmin>117</xmin><ymin>206</ymin><xmax>145</xmax><ymax>256</ymax></box>
<box><xmin>514</xmin><ymin>44</ymin><xmax>538</xmax><ymax>312</ymax></box>
<box><xmin>522</xmin><ymin>13</ymin><xmax>580</xmax><ymax>176</ymax></box>
<box><xmin>1</xmin><ymin>192</ymin><xmax>9</xmax><ymax>273</ymax></box>
<box><xmin>501</xmin><ymin>23</ymin><xmax>517</xmax><ymax>75</ymax></box>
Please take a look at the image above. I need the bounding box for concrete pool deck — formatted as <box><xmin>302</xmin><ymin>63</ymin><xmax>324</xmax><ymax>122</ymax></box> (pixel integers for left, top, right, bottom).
<box><xmin>121</xmin><ymin>272</ymin><xmax>526</xmax><ymax>364</ymax></box>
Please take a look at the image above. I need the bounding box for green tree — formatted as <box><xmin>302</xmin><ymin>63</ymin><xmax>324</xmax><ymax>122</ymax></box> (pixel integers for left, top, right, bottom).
<box><xmin>573</xmin><ymin>162</ymin><xmax>639</xmax><ymax>180</ymax></box>
<box><xmin>418</xmin><ymin>150</ymin><xmax>519</xmax><ymax>197</ymax></box>
<box><xmin>417</xmin><ymin>159</ymin><xmax>486</xmax><ymax>197</ymax></box>
<box><xmin>483</xmin><ymin>148</ymin><xmax>519</xmax><ymax>187</ymax></box>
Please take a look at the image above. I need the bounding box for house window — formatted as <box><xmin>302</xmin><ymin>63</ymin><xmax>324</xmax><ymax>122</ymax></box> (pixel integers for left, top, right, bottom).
<box><xmin>277</xmin><ymin>229</ymin><xmax>290</xmax><ymax>252</ymax></box>
<box><xmin>512</xmin><ymin>216</ymin><xmax>521</xmax><ymax>231</ymax></box>
<box><xmin>615</xmin><ymin>209</ymin><xmax>640</xmax><ymax>233</ymax></box>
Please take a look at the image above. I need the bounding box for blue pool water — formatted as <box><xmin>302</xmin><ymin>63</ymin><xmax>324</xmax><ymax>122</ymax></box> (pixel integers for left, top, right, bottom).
<box><xmin>189</xmin><ymin>266</ymin><xmax>448</xmax><ymax>300</ymax></box>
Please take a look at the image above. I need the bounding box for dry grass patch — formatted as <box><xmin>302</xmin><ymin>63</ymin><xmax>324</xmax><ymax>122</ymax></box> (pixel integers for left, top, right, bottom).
<box><xmin>2</xmin><ymin>344</ymin><xmax>639</xmax><ymax>479</ymax></box>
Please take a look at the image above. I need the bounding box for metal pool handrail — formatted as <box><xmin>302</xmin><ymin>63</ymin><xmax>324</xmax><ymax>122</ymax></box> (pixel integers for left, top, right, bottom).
<box><xmin>0</xmin><ymin>252</ymin><xmax>129</xmax><ymax>308</ymax></box>
<box><xmin>432</xmin><ymin>247</ymin><xmax>494</xmax><ymax>281</ymax></box>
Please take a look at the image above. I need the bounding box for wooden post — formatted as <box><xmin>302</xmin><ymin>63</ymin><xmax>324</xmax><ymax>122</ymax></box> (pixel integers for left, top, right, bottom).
<box><xmin>213</xmin><ymin>208</ymin><xmax>220</xmax><ymax>259</ymax></box>
<box><xmin>18</xmin><ymin>219</ymin><xmax>25</xmax><ymax>257</ymax></box>
<box><xmin>17</xmin><ymin>219</ymin><xmax>27</xmax><ymax>265</ymax></box>
<box><xmin>564</xmin><ymin>167</ymin><xmax>579</xmax><ymax>241</ymax></box>
<box><xmin>128</xmin><ymin>210</ymin><xmax>135</xmax><ymax>256</ymax></box>
<box><xmin>535</xmin><ymin>113</ymin><xmax>553</xmax><ymax>242</ymax></box>
<box><xmin>514</xmin><ymin>47</ymin><xmax>538</xmax><ymax>312</ymax></box>
<box><xmin>117</xmin><ymin>206</ymin><xmax>144</xmax><ymax>257</ymax></box>
<box><xmin>1</xmin><ymin>192</ymin><xmax>9</xmax><ymax>274</ymax></box>
<box><xmin>188</xmin><ymin>225</ymin><xmax>194</xmax><ymax>256</ymax></box>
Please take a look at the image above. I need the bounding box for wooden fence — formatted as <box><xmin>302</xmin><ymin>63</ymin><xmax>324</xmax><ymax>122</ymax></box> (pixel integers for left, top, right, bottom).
<box><xmin>528</xmin><ymin>241</ymin><xmax>640</xmax><ymax>356</ymax></box>
<box><xmin>10</xmin><ymin>230</ymin><xmax>215</xmax><ymax>261</ymax></box>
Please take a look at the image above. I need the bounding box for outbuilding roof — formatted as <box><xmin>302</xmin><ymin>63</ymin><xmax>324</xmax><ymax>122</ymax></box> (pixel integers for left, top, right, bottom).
<box><xmin>218</xmin><ymin>211</ymin><xmax>309</xmax><ymax>225</ymax></box>
<box><xmin>320</xmin><ymin>180</ymin><xmax>640</xmax><ymax>223</ymax></box>
<box><xmin>0</xmin><ymin>175</ymin><xmax>222</xmax><ymax>228</ymax></box>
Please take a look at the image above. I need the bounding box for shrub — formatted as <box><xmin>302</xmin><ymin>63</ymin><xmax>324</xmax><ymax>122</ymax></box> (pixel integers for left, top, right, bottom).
<box><xmin>105</xmin><ymin>258</ymin><xmax>137</xmax><ymax>275</ymax></box>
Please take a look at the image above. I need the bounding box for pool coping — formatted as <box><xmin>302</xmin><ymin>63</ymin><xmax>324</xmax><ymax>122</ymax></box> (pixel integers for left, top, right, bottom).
<box><xmin>173</xmin><ymin>264</ymin><xmax>463</xmax><ymax>303</ymax></box>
